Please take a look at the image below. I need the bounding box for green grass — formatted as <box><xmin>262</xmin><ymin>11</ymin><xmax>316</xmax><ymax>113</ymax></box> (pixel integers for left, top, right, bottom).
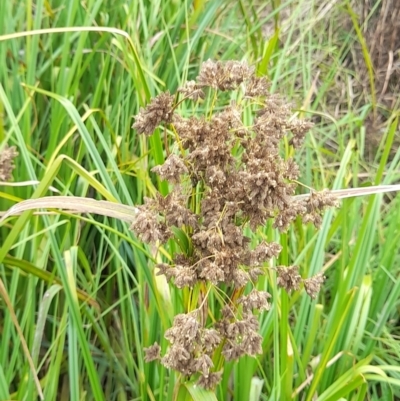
<box><xmin>1</xmin><ymin>0</ymin><xmax>400</xmax><ymax>400</ymax></box>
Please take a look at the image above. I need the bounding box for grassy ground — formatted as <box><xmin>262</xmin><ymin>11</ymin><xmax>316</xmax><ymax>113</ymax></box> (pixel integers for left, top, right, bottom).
<box><xmin>0</xmin><ymin>0</ymin><xmax>399</xmax><ymax>400</ymax></box>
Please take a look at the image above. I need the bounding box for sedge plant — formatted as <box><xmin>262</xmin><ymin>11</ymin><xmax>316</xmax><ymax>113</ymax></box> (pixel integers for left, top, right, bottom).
<box><xmin>130</xmin><ymin>59</ymin><xmax>339</xmax><ymax>391</ymax></box>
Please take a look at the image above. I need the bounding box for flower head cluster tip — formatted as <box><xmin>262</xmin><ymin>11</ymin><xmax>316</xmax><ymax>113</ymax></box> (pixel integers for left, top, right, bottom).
<box><xmin>132</xmin><ymin>60</ymin><xmax>338</xmax><ymax>389</ymax></box>
<box><xmin>0</xmin><ymin>145</ymin><xmax>18</xmax><ymax>182</ymax></box>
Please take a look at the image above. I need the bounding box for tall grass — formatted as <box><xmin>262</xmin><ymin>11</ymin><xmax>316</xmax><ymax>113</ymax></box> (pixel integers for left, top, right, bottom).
<box><xmin>0</xmin><ymin>0</ymin><xmax>399</xmax><ymax>400</ymax></box>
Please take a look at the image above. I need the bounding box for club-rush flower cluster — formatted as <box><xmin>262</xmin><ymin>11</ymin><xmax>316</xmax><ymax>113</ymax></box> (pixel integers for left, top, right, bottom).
<box><xmin>131</xmin><ymin>60</ymin><xmax>338</xmax><ymax>389</ymax></box>
<box><xmin>0</xmin><ymin>145</ymin><xmax>18</xmax><ymax>182</ymax></box>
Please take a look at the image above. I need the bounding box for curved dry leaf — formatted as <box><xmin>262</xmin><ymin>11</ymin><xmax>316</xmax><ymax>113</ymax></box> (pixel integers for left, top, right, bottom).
<box><xmin>0</xmin><ymin>196</ymin><xmax>139</xmax><ymax>225</ymax></box>
<box><xmin>293</xmin><ymin>185</ymin><xmax>400</xmax><ymax>200</ymax></box>
<box><xmin>1</xmin><ymin>185</ymin><xmax>399</xmax><ymax>226</ymax></box>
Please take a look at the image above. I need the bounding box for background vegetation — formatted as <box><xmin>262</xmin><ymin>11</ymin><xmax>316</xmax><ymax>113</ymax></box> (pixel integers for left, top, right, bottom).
<box><xmin>0</xmin><ymin>0</ymin><xmax>399</xmax><ymax>400</ymax></box>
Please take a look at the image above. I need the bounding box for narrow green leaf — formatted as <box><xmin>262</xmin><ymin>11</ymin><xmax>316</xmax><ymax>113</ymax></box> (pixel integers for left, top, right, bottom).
<box><xmin>185</xmin><ymin>382</ymin><xmax>219</xmax><ymax>401</ymax></box>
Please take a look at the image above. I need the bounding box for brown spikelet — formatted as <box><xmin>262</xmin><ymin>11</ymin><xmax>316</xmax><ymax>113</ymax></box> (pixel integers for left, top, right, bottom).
<box><xmin>0</xmin><ymin>145</ymin><xmax>18</xmax><ymax>181</ymax></box>
<box><xmin>132</xmin><ymin>91</ymin><xmax>174</xmax><ymax>135</ymax></box>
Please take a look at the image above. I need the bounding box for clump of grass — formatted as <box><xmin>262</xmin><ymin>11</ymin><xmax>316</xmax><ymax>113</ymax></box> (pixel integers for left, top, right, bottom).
<box><xmin>130</xmin><ymin>59</ymin><xmax>338</xmax><ymax>389</ymax></box>
<box><xmin>2</xmin><ymin>2</ymin><xmax>400</xmax><ymax>399</ymax></box>
<box><xmin>346</xmin><ymin>0</ymin><xmax>400</xmax><ymax>153</ymax></box>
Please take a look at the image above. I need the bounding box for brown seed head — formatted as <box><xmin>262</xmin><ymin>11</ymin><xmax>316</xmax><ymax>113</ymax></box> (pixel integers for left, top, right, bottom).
<box><xmin>303</xmin><ymin>272</ymin><xmax>325</xmax><ymax>299</ymax></box>
<box><xmin>276</xmin><ymin>265</ymin><xmax>302</xmax><ymax>292</ymax></box>
<box><xmin>0</xmin><ymin>145</ymin><xmax>18</xmax><ymax>181</ymax></box>
<box><xmin>197</xmin><ymin>60</ymin><xmax>253</xmax><ymax>91</ymax></box>
<box><xmin>178</xmin><ymin>80</ymin><xmax>205</xmax><ymax>101</ymax></box>
<box><xmin>151</xmin><ymin>154</ymin><xmax>188</xmax><ymax>184</ymax></box>
<box><xmin>132</xmin><ymin>91</ymin><xmax>174</xmax><ymax>135</ymax></box>
<box><xmin>144</xmin><ymin>343</ymin><xmax>161</xmax><ymax>362</ymax></box>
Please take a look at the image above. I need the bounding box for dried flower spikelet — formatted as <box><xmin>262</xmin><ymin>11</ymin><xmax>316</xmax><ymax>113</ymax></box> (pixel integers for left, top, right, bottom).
<box><xmin>156</xmin><ymin>263</ymin><xmax>177</xmax><ymax>282</ymax></box>
<box><xmin>194</xmin><ymin>354</ymin><xmax>214</xmax><ymax>377</ymax></box>
<box><xmin>0</xmin><ymin>145</ymin><xmax>18</xmax><ymax>181</ymax></box>
<box><xmin>144</xmin><ymin>343</ymin><xmax>161</xmax><ymax>362</ymax></box>
<box><xmin>284</xmin><ymin>158</ymin><xmax>301</xmax><ymax>181</ymax></box>
<box><xmin>245</xmin><ymin>75</ymin><xmax>270</xmax><ymax>97</ymax></box>
<box><xmin>197</xmin><ymin>370</ymin><xmax>223</xmax><ymax>390</ymax></box>
<box><xmin>161</xmin><ymin>345</ymin><xmax>194</xmax><ymax>376</ymax></box>
<box><xmin>154</xmin><ymin>191</ymin><xmax>198</xmax><ymax>228</ymax></box>
<box><xmin>130</xmin><ymin>205</ymin><xmax>170</xmax><ymax>244</ymax></box>
<box><xmin>303</xmin><ymin>272</ymin><xmax>325</xmax><ymax>299</ymax></box>
<box><xmin>309</xmin><ymin>190</ymin><xmax>339</xmax><ymax>210</ymax></box>
<box><xmin>184</xmin><ymin>113</ymin><xmax>234</xmax><ymax>172</ymax></box>
<box><xmin>196</xmin><ymin>59</ymin><xmax>253</xmax><ymax>91</ymax></box>
<box><xmin>198</xmin><ymin>260</ymin><xmax>225</xmax><ymax>285</ymax></box>
<box><xmin>250</xmin><ymin>241</ymin><xmax>282</xmax><ymax>266</ymax></box>
<box><xmin>168</xmin><ymin>313</ymin><xmax>200</xmax><ymax>344</ymax></box>
<box><xmin>288</xmin><ymin>118</ymin><xmax>314</xmax><ymax>148</ymax></box>
<box><xmin>166</xmin><ymin>202</ymin><xmax>198</xmax><ymax>228</ymax></box>
<box><xmin>202</xmin><ymin>329</ymin><xmax>221</xmax><ymax>352</ymax></box>
<box><xmin>276</xmin><ymin>265</ymin><xmax>302</xmax><ymax>292</ymax></box>
<box><xmin>302</xmin><ymin>190</ymin><xmax>339</xmax><ymax>228</ymax></box>
<box><xmin>253</xmin><ymin>95</ymin><xmax>291</xmax><ymax>148</ymax></box>
<box><xmin>178</xmin><ymin>80</ymin><xmax>205</xmax><ymax>101</ymax></box>
<box><xmin>174</xmin><ymin>265</ymin><xmax>198</xmax><ymax>288</ymax></box>
<box><xmin>151</xmin><ymin>154</ymin><xmax>188</xmax><ymax>184</ymax></box>
<box><xmin>274</xmin><ymin>199</ymin><xmax>307</xmax><ymax>232</ymax></box>
<box><xmin>232</xmin><ymin>269</ymin><xmax>250</xmax><ymax>287</ymax></box>
<box><xmin>160</xmin><ymin>312</ymin><xmax>222</xmax><ymax>383</ymax></box>
<box><xmin>248</xmin><ymin>267</ymin><xmax>264</xmax><ymax>282</ymax></box>
<box><xmin>221</xmin><ymin>312</ymin><xmax>263</xmax><ymax>361</ymax></box>
<box><xmin>132</xmin><ymin>91</ymin><xmax>174</xmax><ymax>135</ymax></box>
<box><xmin>260</xmin><ymin>93</ymin><xmax>291</xmax><ymax>118</ymax></box>
<box><xmin>238</xmin><ymin>290</ymin><xmax>271</xmax><ymax>312</ymax></box>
